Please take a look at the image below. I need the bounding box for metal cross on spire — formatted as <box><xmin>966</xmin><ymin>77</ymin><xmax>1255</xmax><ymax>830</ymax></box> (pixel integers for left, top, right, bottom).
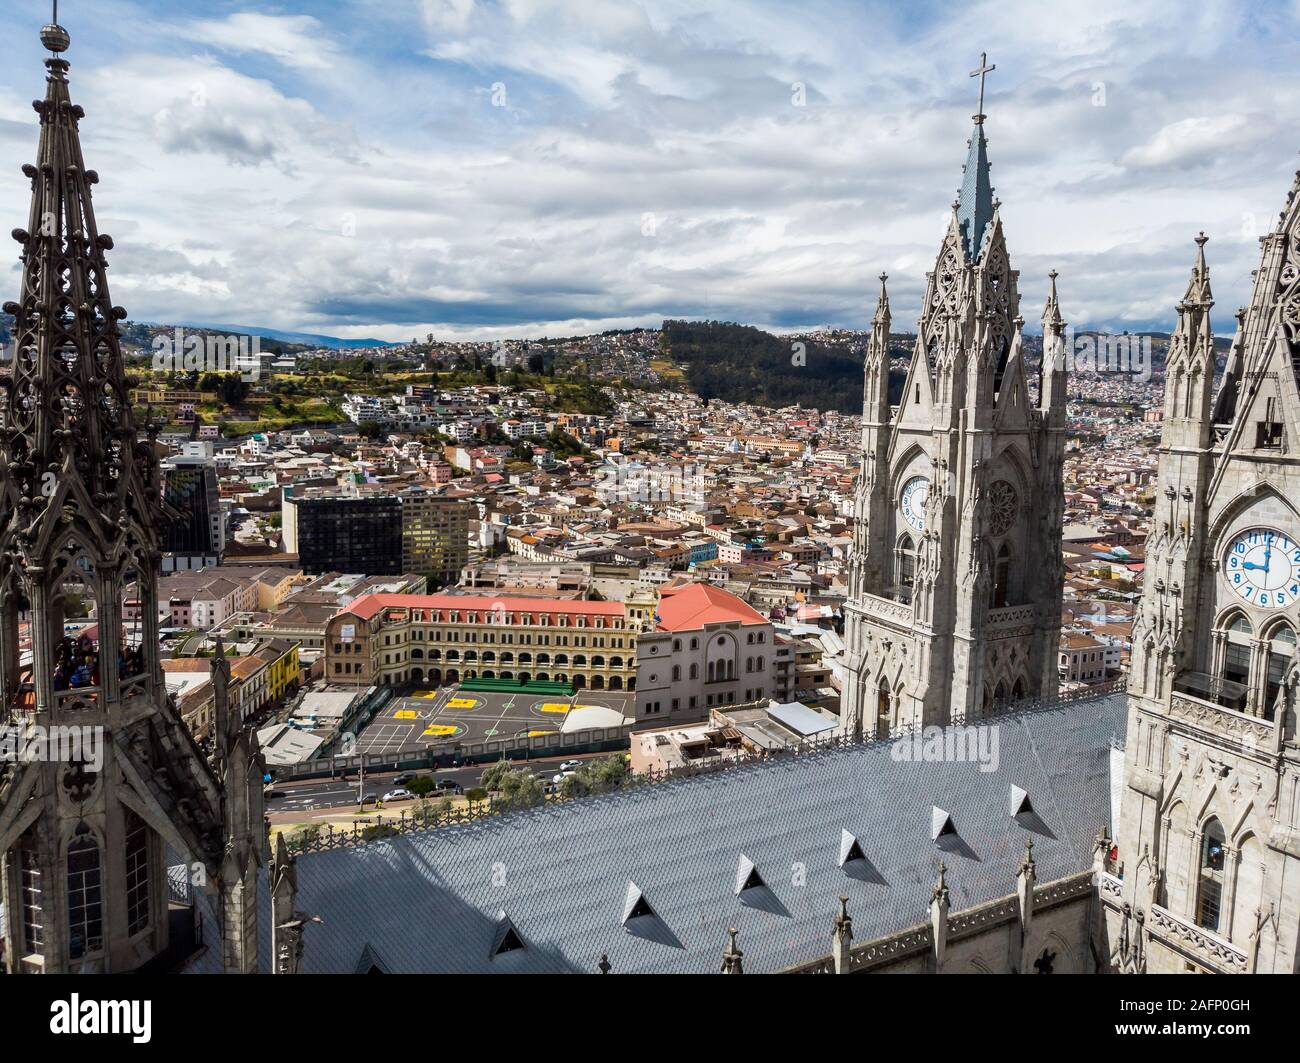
<box><xmin>970</xmin><ymin>51</ymin><xmax>995</xmax><ymax>124</ymax></box>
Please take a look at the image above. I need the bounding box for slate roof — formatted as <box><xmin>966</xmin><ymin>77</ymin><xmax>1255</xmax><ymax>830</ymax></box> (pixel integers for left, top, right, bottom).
<box><xmin>956</xmin><ymin>122</ymin><xmax>995</xmax><ymax>262</ymax></box>
<box><xmin>269</xmin><ymin>692</ymin><xmax>1125</xmax><ymax>974</ymax></box>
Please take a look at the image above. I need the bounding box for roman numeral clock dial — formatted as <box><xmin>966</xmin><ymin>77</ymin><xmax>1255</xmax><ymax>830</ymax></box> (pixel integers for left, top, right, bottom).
<box><xmin>1224</xmin><ymin>527</ymin><xmax>1300</xmax><ymax>608</ymax></box>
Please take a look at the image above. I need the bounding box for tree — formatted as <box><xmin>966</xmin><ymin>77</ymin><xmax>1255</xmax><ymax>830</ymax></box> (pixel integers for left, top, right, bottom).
<box><xmin>499</xmin><ymin>770</ymin><xmax>544</xmax><ymax>804</ymax></box>
<box><xmin>480</xmin><ymin>759</ymin><xmax>516</xmax><ymax>792</ymax></box>
<box><xmin>561</xmin><ymin>755</ymin><xmax>629</xmax><ymax>798</ymax></box>
<box><xmin>218</xmin><ymin>374</ymin><xmax>249</xmax><ymax>407</ymax></box>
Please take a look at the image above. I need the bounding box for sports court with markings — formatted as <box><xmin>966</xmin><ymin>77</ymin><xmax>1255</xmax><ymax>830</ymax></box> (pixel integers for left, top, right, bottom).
<box><xmin>352</xmin><ymin>686</ymin><xmax>635</xmax><ymax>755</ymax></box>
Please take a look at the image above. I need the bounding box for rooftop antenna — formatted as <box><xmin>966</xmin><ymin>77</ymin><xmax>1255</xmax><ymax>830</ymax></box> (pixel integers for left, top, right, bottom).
<box><xmin>970</xmin><ymin>51</ymin><xmax>995</xmax><ymax>125</ymax></box>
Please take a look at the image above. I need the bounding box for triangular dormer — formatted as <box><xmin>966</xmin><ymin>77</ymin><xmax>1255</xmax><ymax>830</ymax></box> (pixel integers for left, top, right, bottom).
<box><xmin>931</xmin><ymin>806</ymin><xmax>956</xmax><ymax>841</ymax></box>
<box><xmin>491</xmin><ymin>911</ymin><xmax>526</xmax><ymax>957</ymax></box>
<box><xmin>622</xmin><ymin>881</ymin><xmax>656</xmax><ymax>924</ymax></box>
<box><xmin>839</xmin><ymin>828</ymin><xmax>866</xmax><ymax>867</ymax></box>
<box><xmin>735</xmin><ymin>854</ymin><xmax>765</xmax><ymax>894</ymax></box>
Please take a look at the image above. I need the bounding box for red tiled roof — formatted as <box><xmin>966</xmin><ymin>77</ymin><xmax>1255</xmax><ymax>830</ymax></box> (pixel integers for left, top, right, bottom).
<box><xmin>654</xmin><ymin>583</ymin><xmax>767</xmax><ymax>631</ymax></box>
<box><xmin>337</xmin><ymin>593</ymin><xmax>625</xmax><ymax>622</ymax></box>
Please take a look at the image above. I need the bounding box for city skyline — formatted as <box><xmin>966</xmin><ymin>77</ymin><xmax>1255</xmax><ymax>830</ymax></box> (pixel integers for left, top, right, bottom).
<box><xmin>1</xmin><ymin>1</ymin><xmax>1297</xmax><ymax>342</ymax></box>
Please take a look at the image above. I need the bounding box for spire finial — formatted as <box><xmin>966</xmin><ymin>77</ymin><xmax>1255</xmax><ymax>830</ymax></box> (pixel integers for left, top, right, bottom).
<box><xmin>1042</xmin><ymin>270</ymin><xmax>1065</xmax><ymax>332</ymax></box>
<box><xmin>721</xmin><ymin>927</ymin><xmax>744</xmax><ymax>974</ymax></box>
<box><xmin>1021</xmin><ymin>837</ymin><xmax>1036</xmax><ymax>875</ymax></box>
<box><xmin>41</xmin><ymin>1</ymin><xmax>70</xmax><ymax>53</ymax></box>
<box><xmin>933</xmin><ymin>861</ymin><xmax>950</xmax><ymax>904</ymax></box>
<box><xmin>970</xmin><ymin>51</ymin><xmax>995</xmax><ymax>125</ymax></box>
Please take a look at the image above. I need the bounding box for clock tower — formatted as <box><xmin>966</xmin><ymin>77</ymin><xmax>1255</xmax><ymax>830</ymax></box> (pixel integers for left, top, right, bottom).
<box><xmin>1109</xmin><ymin>180</ymin><xmax>1300</xmax><ymax>973</ymax></box>
<box><xmin>839</xmin><ymin>63</ymin><xmax>1069</xmax><ymax>739</ymax></box>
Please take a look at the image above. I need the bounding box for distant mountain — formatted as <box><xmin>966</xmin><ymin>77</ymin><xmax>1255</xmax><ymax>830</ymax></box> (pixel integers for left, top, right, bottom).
<box><xmin>182</xmin><ymin>324</ymin><xmax>400</xmax><ymax>349</ymax></box>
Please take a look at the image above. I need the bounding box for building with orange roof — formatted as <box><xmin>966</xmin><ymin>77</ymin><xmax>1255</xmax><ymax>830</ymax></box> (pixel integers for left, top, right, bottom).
<box><xmin>324</xmin><ymin>593</ymin><xmax>638</xmax><ymax>692</ymax></box>
<box><xmin>635</xmin><ymin>583</ymin><xmax>783</xmax><ymax>724</ymax></box>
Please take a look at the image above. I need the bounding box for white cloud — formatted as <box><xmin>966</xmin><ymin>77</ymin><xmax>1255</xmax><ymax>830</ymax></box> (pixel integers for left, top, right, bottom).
<box><xmin>1121</xmin><ymin>114</ymin><xmax>1256</xmax><ymax>170</ymax></box>
<box><xmin>0</xmin><ymin>0</ymin><xmax>1296</xmax><ymax>341</ymax></box>
<box><xmin>175</xmin><ymin>13</ymin><xmax>342</xmax><ymax>71</ymax></box>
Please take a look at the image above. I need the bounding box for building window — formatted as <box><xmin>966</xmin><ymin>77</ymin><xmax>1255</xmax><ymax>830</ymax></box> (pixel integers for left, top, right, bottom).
<box><xmin>19</xmin><ymin>832</ymin><xmax>43</xmax><ymax>954</ymax></box>
<box><xmin>896</xmin><ymin>534</ymin><xmax>917</xmax><ymax>600</ymax></box>
<box><xmin>67</xmin><ymin>824</ymin><xmax>104</xmax><ymax>960</ymax></box>
<box><xmin>1222</xmin><ymin>615</ymin><xmax>1252</xmax><ymax>690</ymax></box>
<box><xmin>1265</xmin><ymin>624</ymin><xmax>1296</xmax><ymax>721</ymax></box>
<box><xmin>1195</xmin><ymin>819</ymin><xmax>1226</xmax><ymax>933</ymax></box>
<box><xmin>992</xmin><ymin>544</ymin><xmax>1012</xmax><ymax>608</ymax></box>
<box><xmin>125</xmin><ymin>811</ymin><xmax>151</xmax><ymax>937</ymax></box>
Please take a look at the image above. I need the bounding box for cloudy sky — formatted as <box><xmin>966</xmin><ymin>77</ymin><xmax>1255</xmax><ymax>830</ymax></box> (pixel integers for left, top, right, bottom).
<box><xmin>1</xmin><ymin>0</ymin><xmax>1297</xmax><ymax>341</ymax></box>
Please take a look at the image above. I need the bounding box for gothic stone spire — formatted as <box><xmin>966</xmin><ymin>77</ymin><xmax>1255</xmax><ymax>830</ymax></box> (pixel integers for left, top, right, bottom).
<box><xmin>1</xmin><ymin>18</ymin><xmax>158</xmax><ymax>574</ymax></box>
<box><xmin>0</xmin><ymin>16</ymin><xmax>258</xmax><ymax>976</ymax></box>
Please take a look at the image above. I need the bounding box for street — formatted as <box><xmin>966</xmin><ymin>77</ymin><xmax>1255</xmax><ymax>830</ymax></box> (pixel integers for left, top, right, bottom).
<box><xmin>264</xmin><ymin>748</ymin><xmax>616</xmax><ymax>818</ymax></box>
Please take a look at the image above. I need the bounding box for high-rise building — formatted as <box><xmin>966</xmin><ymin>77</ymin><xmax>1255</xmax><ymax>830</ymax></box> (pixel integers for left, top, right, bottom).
<box><xmin>287</xmin><ymin>488</ymin><xmax>403</xmax><ymax>575</ymax></box>
<box><xmin>1107</xmin><ymin>178</ymin><xmax>1300</xmax><ymax>973</ymax></box>
<box><xmin>0</xmin><ymin>18</ymin><xmax>262</xmax><ymax>974</ymax></box>
<box><xmin>161</xmin><ymin>445</ymin><xmax>224</xmax><ymax>572</ymax></box>
<box><xmin>284</xmin><ymin>485</ymin><xmax>469</xmax><ymax>582</ymax></box>
<box><xmin>838</xmin><ymin>89</ymin><xmax>1069</xmax><ymax>738</ymax></box>
<box><xmin>399</xmin><ymin>488</ymin><xmax>471</xmax><ymax>587</ymax></box>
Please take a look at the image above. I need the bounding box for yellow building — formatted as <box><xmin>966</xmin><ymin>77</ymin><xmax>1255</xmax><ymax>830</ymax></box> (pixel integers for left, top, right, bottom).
<box><xmin>254</xmin><ymin>638</ymin><xmax>301</xmax><ymax>703</ymax></box>
<box><xmin>325</xmin><ymin>594</ymin><xmax>639</xmax><ymax>691</ymax></box>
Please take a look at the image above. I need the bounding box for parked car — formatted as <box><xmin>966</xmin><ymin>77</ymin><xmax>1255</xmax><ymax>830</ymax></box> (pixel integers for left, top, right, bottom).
<box><xmin>559</xmin><ymin>760</ymin><xmax>581</xmax><ymax>772</ymax></box>
<box><xmin>552</xmin><ymin>770</ymin><xmax>578</xmax><ymax>785</ymax></box>
<box><xmin>381</xmin><ymin>788</ymin><xmax>413</xmax><ymax>802</ymax></box>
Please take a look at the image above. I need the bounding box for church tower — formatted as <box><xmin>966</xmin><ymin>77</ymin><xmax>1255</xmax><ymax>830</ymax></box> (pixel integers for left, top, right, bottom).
<box><xmin>0</xmin><ymin>15</ymin><xmax>264</xmax><ymax>973</ymax></box>
<box><xmin>840</xmin><ymin>58</ymin><xmax>1069</xmax><ymax>739</ymax></box>
<box><xmin>1111</xmin><ymin>177</ymin><xmax>1300</xmax><ymax>973</ymax></box>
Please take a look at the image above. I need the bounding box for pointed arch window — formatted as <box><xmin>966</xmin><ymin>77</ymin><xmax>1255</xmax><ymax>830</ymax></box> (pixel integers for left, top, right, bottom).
<box><xmin>992</xmin><ymin>544</ymin><xmax>1012</xmax><ymax>608</ymax></box>
<box><xmin>1264</xmin><ymin>623</ymin><xmax>1295</xmax><ymax>721</ymax></box>
<box><xmin>18</xmin><ymin>829</ymin><xmax>44</xmax><ymax>954</ymax></box>
<box><xmin>67</xmin><ymin>823</ymin><xmax>104</xmax><ymax>960</ymax></box>
<box><xmin>895</xmin><ymin>534</ymin><xmax>917</xmax><ymax>602</ymax></box>
<box><xmin>1195</xmin><ymin>819</ymin><xmax>1226</xmax><ymax>933</ymax></box>
<box><xmin>876</xmin><ymin>675</ymin><xmax>892</xmax><ymax>738</ymax></box>
<box><xmin>1222</xmin><ymin>615</ymin><xmax>1252</xmax><ymax>690</ymax></box>
<box><xmin>124</xmin><ymin>809</ymin><xmax>152</xmax><ymax>937</ymax></box>
<box><xmin>1183</xmin><ymin>367</ymin><xmax>1201</xmax><ymax>419</ymax></box>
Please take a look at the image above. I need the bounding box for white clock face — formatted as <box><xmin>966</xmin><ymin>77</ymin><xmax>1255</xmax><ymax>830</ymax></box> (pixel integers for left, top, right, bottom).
<box><xmin>1224</xmin><ymin>527</ymin><xmax>1300</xmax><ymax>608</ymax></box>
<box><xmin>900</xmin><ymin>476</ymin><xmax>930</xmax><ymax>532</ymax></box>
